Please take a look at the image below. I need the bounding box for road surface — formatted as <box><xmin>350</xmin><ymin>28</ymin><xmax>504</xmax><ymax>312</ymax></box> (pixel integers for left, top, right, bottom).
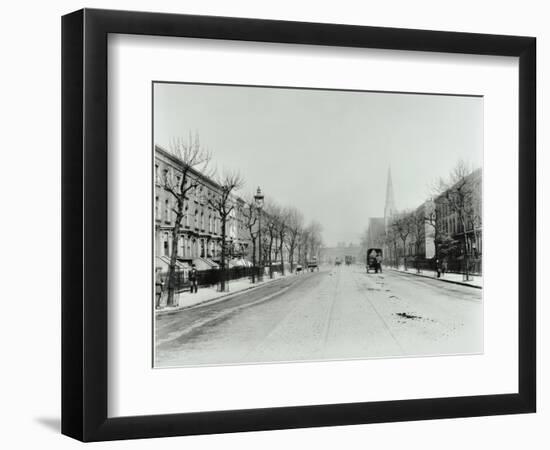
<box><xmin>155</xmin><ymin>265</ymin><xmax>482</xmax><ymax>367</ymax></box>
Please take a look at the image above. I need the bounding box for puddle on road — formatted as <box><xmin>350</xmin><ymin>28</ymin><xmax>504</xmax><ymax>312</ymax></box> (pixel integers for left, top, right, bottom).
<box><xmin>394</xmin><ymin>312</ymin><xmax>437</xmax><ymax>326</ymax></box>
<box><xmin>395</xmin><ymin>312</ymin><xmax>422</xmax><ymax>320</ymax></box>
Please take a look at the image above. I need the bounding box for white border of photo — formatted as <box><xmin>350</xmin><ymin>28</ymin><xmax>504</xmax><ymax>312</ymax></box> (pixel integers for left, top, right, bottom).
<box><xmin>107</xmin><ymin>34</ymin><xmax>518</xmax><ymax>418</ymax></box>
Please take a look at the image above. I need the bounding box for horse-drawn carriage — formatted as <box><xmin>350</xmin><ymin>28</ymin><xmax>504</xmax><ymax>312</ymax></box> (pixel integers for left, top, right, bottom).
<box><xmin>307</xmin><ymin>256</ymin><xmax>319</xmax><ymax>272</ymax></box>
<box><xmin>366</xmin><ymin>248</ymin><xmax>383</xmax><ymax>274</ymax></box>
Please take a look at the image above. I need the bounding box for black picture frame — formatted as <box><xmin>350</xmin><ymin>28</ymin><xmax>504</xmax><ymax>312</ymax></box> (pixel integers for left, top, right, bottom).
<box><xmin>62</xmin><ymin>8</ymin><xmax>536</xmax><ymax>442</ymax></box>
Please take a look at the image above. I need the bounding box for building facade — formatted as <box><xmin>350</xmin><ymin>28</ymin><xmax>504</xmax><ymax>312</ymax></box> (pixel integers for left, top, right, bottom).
<box><xmin>404</xmin><ymin>202</ymin><xmax>436</xmax><ymax>259</ymax></box>
<box><xmin>154</xmin><ymin>145</ymin><xmax>250</xmax><ymax>271</ymax></box>
<box><xmin>364</xmin><ymin>167</ymin><xmax>397</xmax><ymax>263</ymax></box>
<box><xmin>365</xmin><ymin>166</ymin><xmax>481</xmax><ymax>271</ymax></box>
<box><xmin>434</xmin><ymin>168</ymin><xmax>482</xmax><ymax>261</ymax></box>
<box><xmin>365</xmin><ymin>218</ymin><xmax>386</xmax><ymax>250</ymax></box>
<box><xmin>319</xmin><ymin>243</ymin><xmax>362</xmax><ymax>265</ymax></box>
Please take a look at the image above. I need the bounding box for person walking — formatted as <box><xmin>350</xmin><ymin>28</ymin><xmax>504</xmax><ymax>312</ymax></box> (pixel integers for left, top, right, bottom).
<box><xmin>155</xmin><ymin>267</ymin><xmax>164</xmax><ymax>308</ymax></box>
<box><xmin>376</xmin><ymin>253</ymin><xmax>383</xmax><ymax>273</ymax></box>
<box><xmin>189</xmin><ymin>264</ymin><xmax>198</xmax><ymax>294</ymax></box>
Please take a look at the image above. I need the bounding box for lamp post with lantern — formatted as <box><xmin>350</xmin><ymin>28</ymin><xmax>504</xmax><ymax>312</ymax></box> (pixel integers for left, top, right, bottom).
<box><xmin>254</xmin><ymin>187</ymin><xmax>264</xmax><ymax>282</ymax></box>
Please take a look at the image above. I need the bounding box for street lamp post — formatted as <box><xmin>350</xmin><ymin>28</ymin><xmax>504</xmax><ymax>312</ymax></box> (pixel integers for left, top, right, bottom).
<box><xmin>254</xmin><ymin>186</ymin><xmax>264</xmax><ymax>282</ymax></box>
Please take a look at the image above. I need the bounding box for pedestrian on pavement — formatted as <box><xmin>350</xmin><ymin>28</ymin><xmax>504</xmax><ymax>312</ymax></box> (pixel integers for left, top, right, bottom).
<box><xmin>376</xmin><ymin>253</ymin><xmax>383</xmax><ymax>273</ymax></box>
<box><xmin>436</xmin><ymin>258</ymin><xmax>441</xmax><ymax>278</ymax></box>
<box><xmin>189</xmin><ymin>264</ymin><xmax>198</xmax><ymax>294</ymax></box>
<box><xmin>442</xmin><ymin>258</ymin><xmax>448</xmax><ymax>277</ymax></box>
<box><xmin>155</xmin><ymin>267</ymin><xmax>164</xmax><ymax>308</ymax></box>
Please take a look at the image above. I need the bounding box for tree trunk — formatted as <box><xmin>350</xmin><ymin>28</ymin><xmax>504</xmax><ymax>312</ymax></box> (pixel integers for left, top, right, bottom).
<box><xmin>463</xmin><ymin>238</ymin><xmax>469</xmax><ymax>279</ymax></box>
<box><xmin>288</xmin><ymin>238</ymin><xmax>296</xmax><ymax>273</ymax></box>
<box><xmin>166</xmin><ymin>211</ymin><xmax>183</xmax><ymax>307</ymax></box>
<box><xmin>251</xmin><ymin>237</ymin><xmax>257</xmax><ymax>283</ymax></box>
<box><xmin>274</xmin><ymin>243</ymin><xmax>279</xmax><ymax>264</ymax></box>
<box><xmin>220</xmin><ymin>216</ymin><xmax>226</xmax><ymax>291</ymax></box>
<box><xmin>279</xmin><ymin>239</ymin><xmax>285</xmax><ymax>275</ymax></box>
<box><xmin>268</xmin><ymin>236</ymin><xmax>274</xmax><ymax>279</ymax></box>
<box><xmin>460</xmin><ymin>216</ymin><xmax>469</xmax><ymax>279</ymax></box>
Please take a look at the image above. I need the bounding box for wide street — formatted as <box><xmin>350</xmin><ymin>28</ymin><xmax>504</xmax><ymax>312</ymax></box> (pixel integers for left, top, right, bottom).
<box><xmin>155</xmin><ymin>265</ymin><xmax>483</xmax><ymax>367</ymax></box>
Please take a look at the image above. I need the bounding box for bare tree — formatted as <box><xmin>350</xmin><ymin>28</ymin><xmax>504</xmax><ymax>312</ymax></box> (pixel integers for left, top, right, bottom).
<box><xmin>163</xmin><ymin>134</ymin><xmax>211</xmax><ymax>307</ymax></box>
<box><xmin>410</xmin><ymin>210</ymin><xmax>427</xmax><ymax>272</ymax></box>
<box><xmin>436</xmin><ymin>160</ymin><xmax>480</xmax><ymax>277</ymax></box>
<box><xmin>301</xmin><ymin>221</ymin><xmax>323</xmax><ymax>268</ymax></box>
<box><xmin>309</xmin><ymin>221</ymin><xmax>323</xmax><ymax>262</ymax></box>
<box><xmin>424</xmin><ymin>198</ymin><xmax>440</xmax><ymax>260</ymax></box>
<box><xmin>263</xmin><ymin>201</ymin><xmax>280</xmax><ymax>279</ymax></box>
<box><xmin>298</xmin><ymin>227</ymin><xmax>310</xmax><ymax>267</ymax></box>
<box><xmin>276</xmin><ymin>207</ymin><xmax>291</xmax><ymax>276</ymax></box>
<box><xmin>391</xmin><ymin>211</ymin><xmax>415</xmax><ymax>270</ymax></box>
<box><xmin>284</xmin><ymin>207</ymin><xmax>303</xmax><ymax>273</ymax></box>
<box><xmin>384</xmin><ymin>225</ymin><xmax>399</xmax><ymax>268</ymax></box>
<box><xmin>206</xmin><ymin>171</ymin><xmax>243</xmax><ymax>291</ymax></box>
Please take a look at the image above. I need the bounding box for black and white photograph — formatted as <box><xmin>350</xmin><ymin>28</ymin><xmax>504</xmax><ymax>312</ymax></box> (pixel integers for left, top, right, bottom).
<box><xmin>0</xmin><ymin>0</ymin><xmax>542</xmax><ymax>447</ymax></box>
<box><xmin>153</xmin><ymin>82</ymin><xmax>483</xmax><ymax>368</ymax></box>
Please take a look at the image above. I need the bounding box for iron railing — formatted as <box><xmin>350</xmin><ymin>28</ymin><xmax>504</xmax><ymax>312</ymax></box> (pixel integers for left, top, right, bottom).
<box><xmin>384</xmin><ymin>256</ymin><xmax>482</xmax><ymax>275</ymax></box>
<box><xmin>159</xmin><ymin>266</ymin><xmax>264</xmax><ymax>292</ymax></box>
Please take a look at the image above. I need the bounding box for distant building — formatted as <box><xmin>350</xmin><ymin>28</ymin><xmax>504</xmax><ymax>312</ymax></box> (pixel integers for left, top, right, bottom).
<box><xmin>365</xmin><ymin>218</ymin><xmax>385</xmax><ymax>249</ymax></box>
<box><xmin>319</xmin><ymin>243</ymin><xmax>362</xmax><ymax>265</ymax></box>
<box><xmin>365</xmin><ymin>167</ymin><xmax>396</xmax><ymax>262</ymax></box>
<box><xmin>383</xmin><ymin>167</ymin><xmax>397</xmax><ymax>229</ymax></box>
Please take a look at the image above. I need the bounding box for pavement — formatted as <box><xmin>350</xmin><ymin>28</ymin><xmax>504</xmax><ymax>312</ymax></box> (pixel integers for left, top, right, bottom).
<box><xmin>387</xmin><ymin>266</ymin><xmax>483</xmax><ymax>288</ymax></box>
<box><xmin>155</xmin><ymin>265</ymin><xmax>483</xmax><ymax>367</ymax></box>
<box><xmin>157</xmin><ymin>271</ymin><xmax>292</xmax><ymax>313</ymax></box>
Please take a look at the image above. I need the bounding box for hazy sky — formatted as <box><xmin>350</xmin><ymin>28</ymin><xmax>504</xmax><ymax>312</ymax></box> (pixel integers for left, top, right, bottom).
<box><xmin>154</xmin><ymin>82</ymin><xmax>483</xmax><ymax>247</ymax></box>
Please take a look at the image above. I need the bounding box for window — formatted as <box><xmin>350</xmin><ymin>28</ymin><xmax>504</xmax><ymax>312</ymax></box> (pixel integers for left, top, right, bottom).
<box><xmin>185</xmin><ymin>205</ymin><xmax>189</xmax><ymax>227</ymax></box>
<box><xmin>155</xmin><ymin>196</ymin><xmax>159</xmax><ymax>219</ymax></box>
<box><xmin>155</xmin><ymin>164</ymin><xmax>159</xmax><ymax>184</ymax></box>
<box><xmin>164</xmin><ymin>199</ymin><xmax>170</xmax><ymax>222</ymax></box>
<box><xmin>163</xmin><ymin>233</ymin><xmax>169</xmax><ymax>256</ymax></box>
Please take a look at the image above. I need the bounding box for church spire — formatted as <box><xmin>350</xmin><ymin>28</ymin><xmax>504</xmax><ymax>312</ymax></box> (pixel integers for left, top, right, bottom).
<box><xmin>384</xmin><ymin>166</ymin><xmax>396</xmax><ymax>221</ymax></box>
